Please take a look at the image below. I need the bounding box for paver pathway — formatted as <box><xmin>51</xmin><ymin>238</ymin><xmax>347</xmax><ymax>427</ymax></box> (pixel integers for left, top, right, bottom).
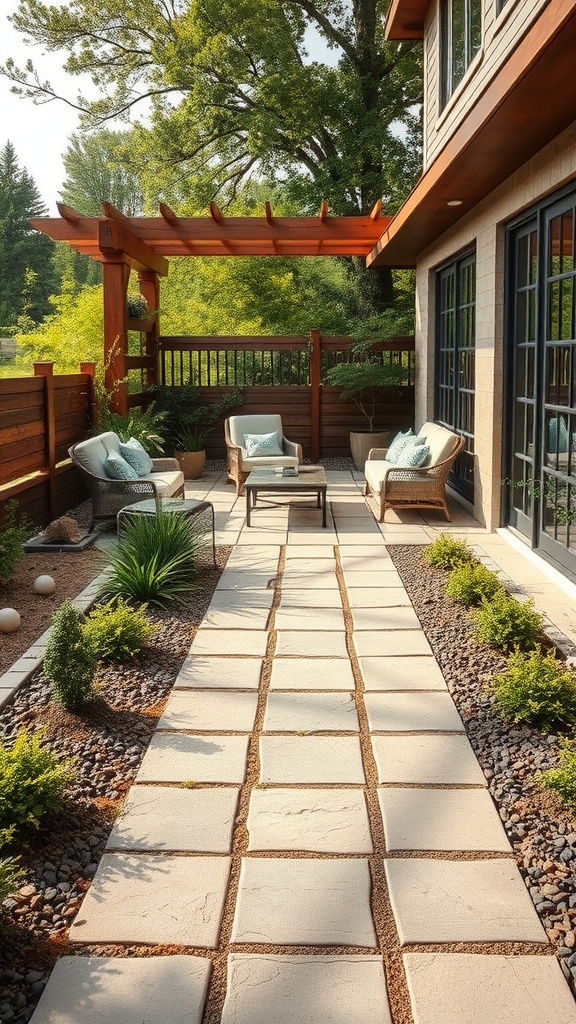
<box><xmin>31</xmin><ymin>473</ymin><xmax>576</xmax><ymax>1024</ymax></box>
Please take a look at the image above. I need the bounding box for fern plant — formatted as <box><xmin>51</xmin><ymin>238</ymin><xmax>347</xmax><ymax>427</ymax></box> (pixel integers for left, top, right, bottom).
<box><xmin>472</xmin><ymin>591</ymin><xmax>543</xmax><ymax>652</ymax></box>
<box><xmin>100</xmin><ymin>511</ymin><xmax>202</xmax><ymax>604</ymax></box>
<box><xmin>0</xmin><ymin>730</ymin><xmax>75</xmax><ymax>834</ymax></box>
<box><xmin>83</xmin><ymin>599</ymin><xmax>155</xmax><ymax>661</ymax></box>
<box><xmin>44</xmin><ymin>601</ymin><xmax>97</xmax><ymax>709</ymax></box>
<box><xmin>491</xmin><ymin>647</ymin><xmax>576</xmax><ymax>730</ymax></box>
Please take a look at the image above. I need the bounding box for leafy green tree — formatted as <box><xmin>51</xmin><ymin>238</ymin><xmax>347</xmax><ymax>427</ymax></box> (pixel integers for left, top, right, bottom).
<box><xmin>61</xmin><ymin>130</ymin><xmax>145</xmax><ymax>216</ymax></box>
<box><xmin>3</xmin><ymin>1</ymin><xmax>422</xmax><ymax>308</ymax></box>
<box><xmin>0</xmin><ymin>141</ymin><xmax>56</xmax><ymax>331</ymax></box>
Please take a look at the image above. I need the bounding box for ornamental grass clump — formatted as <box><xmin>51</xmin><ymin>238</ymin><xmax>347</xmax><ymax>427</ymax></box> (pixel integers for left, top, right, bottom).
<box><xmin>539</xmin><ymin>738</ymin><xmax>576</xmax><ymax>805</ymax></box>
<box><xmin>423</xmin><ymin>533</ymin><xmax>477</xmax><ymax>571</ymax></box>
<box><xmin>83</xmin><ymin>598</ymin><xmax>155</xmax><ymax>662</ymax></box>
<box><xmin>445</xmin><ymin>562</ymin><xmax>503</xmax><ymax>607</ymax></box>
<box><xmin>472</xmin><ymin>590</ymin><xmax>543</xmax><ymax>652</ymax></box>
<box><xmin>0</xmin><ymin>500</ymin><xmax>30</xmax><ymax>581</ymax></box>
<box><xmin>44</xmin><ymin>600</ymin><xmax>97</xmax><ymax>710</ymax></box>
<box><xmin>101</xmin><ymin>510</ymin><xmax>201</xmax><ymax>604</ymax></box>
<box><xmin>491</xmin><ymin>647</ymin><xmax>576</xmax><ymax>731</ymax></box>
<box><xmin>0</xmin><ymin>729</ymin><xmax>75</xmax><ymax>834</ymax></box>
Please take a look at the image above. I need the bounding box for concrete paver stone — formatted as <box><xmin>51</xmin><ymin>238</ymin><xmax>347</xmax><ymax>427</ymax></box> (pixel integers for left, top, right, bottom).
<box><xmin>378</xmin><ymin>788</ymin><xmax>510</xmax><ymax>851</ymax></box>
<box><xmin>190</xmin><ymin>629</ymin><xmax>268</xmax><ymax>656</ymax></box>
<box><xmin>385</xmin><ymin>858</ymin><xmax>546</xmax><ymax>943</ymax></box>
<box><xmin>353</xmin><ymin>631</ymin><xmax>433</xmax><ymax>658</ymax></box>
<box><xmin>403</xmin><ymin>953</ymin><xmax>576</xmax><ymax>1024</ymax></box>
<box><xmin>106</xmin><ymin>786</ymin><xmax>239</xmax><ymax>852</ymax></box>
<box><xmin>359</xmin><ymin>656</ymin><xmax>447</xmax><ymax>691</ymax></box>
<box><xmin>259</xmin><ymin>735</ymin><xmax>365</xmax><ymax>784</ymax></box>
<box><xmin>269</xmin><ymin>658</ymin><xmax>356</xmax><ymax>690</ymax></box>
<box><xmin>215</xmin><ymin>571</ymin><xmax>277</xmax><ymax>591</ymax></box>
<box><xmin>221</xmin><ymin>955</ymin><xmax>392</xmax><ymax>1024</ymax></box>
<box><xmin>365</xmin><ymin>692</ymin><xmax>464</xmax><ymax>731</ymax></box>
<box><xmin>275</xmin><ymin>631</ymin><xmax>348</xmax><ymax>657</ymax></box>
<box><xmin>231</xmin><ymin>858</ymin><xmax>377</xmax><ymax>946</ymax></box>
<box><xmin>28</xmin><ymin>955</ymin><xmax>211</xmax><ymax>1024</ymax></box>
<box><xmin>137</xmin><ymin>733</ymin><xmax>249</xmax><ymax>784</ymax></box>
<box><xmin>372</xmin><ymin>734</ymin><xmax>486</xmax><ymax>785</ymax></box>
<box><xmin>343</xmin><ymin>570</ymin><xmax>403</xmax><ymax>588</ymax></box>
<box><xmin>200</xmin><ymin>606</ymin><xmax>271</xmax><ymax>629</ymax></box>
<box><xmin>247</xmin><ymin>788</ymin><xmax>372</xmax><ymax>853</ymax></box>
<box><xmin>263</xmin><ymin>691</ymin><xmax>359</xmax><ymax>732</ymax></box>
<box><xmin>175</xmin><ymin>657</ymin><xmax>262</xmax><ymax>690</ymax></box>
<box><xmin>157</xmin><ymin>690</ymin><xmax>259</xmax><ymax>732</ymax></box>
<box><xmin>274</xmin><ymin>608</ymin><xmax>346</xmax><ymax>631</ymax></box>
<box><xmin>279</xmin><ymin>589</ymin><xmax>343</xmax><ymax>608</ymax></box>
<box><xmin>70</xmin><ymin>854</ymin><xmax>231</xmax><ymax>947</ymax></box>
<box><xmin>281</xmin><ymin>573</ymin><xmax>339</xmax><ymax>590</ymax></box>
<box><xmin>347</xmin><ymin>588</ymin><xmax>411</xmax><ymax>608</ymax></box>
<box><xmin>351</xmin><ymin>606</ymin><xmax>421</xmax><ymax>630</ymax></box>
<box><xmin>208</xmin><ymin>590</ymin><xmax>274</xmax><ymax>609</ymax></box>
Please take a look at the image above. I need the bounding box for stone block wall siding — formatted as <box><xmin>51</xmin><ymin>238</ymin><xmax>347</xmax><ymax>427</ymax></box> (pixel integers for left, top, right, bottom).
<box><xmin>414</xmin><ymin>119</ymin><xmax>576</xmax><ymax>530</ymax></box>
<box><xmin>423</xmin><ymin>0</ymin><xmax>548</xmax><ymax>169</ymax></box>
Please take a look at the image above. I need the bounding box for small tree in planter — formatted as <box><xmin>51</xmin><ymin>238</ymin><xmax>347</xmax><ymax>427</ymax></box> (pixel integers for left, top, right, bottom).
<box><xmin>326</xmin><ymin>336</ymin><xmax>407</xmax><ymax>470</ymax></box>
<box><xmin>151</xmin><ymin>383</ymin><xmax>243</xmax><ymax>479</ymax></box>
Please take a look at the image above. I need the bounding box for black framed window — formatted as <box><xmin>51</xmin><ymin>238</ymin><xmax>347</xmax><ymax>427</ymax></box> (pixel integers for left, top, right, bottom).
<box><xmin>440</xmin><ymin>0</ymin><xmax>482</xmax><ymax>109</ymax></box>
<box><xmin>436</xmin><ymin>250</ymin><xmax>476</xmax><ymax>500</ymax></box>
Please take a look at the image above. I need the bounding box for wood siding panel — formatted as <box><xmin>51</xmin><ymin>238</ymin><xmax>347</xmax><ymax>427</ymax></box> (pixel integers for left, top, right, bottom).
<box><xmin>424</xmin><ymin>0</ymin><xmax>549</xmax><ymax>169</ymax></box>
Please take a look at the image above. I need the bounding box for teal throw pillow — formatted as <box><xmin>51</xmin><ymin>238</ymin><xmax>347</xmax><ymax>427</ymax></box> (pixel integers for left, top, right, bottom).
<box><xmin>119</xmin><ymin>437</ymin><xmax>154</xmax><ymax>476</ymax></box>
<box><xmin>103</xmin><ymin>452</ymin><xmax>139</xmax><ymax>480</ymax></box>
<box><xmin>243</xmin><ymin>431</ymin><xmax>284</xmax><ymax>457</ymax></box>
<box><xmin>398</xmin><ymin>443</ymin><xmax>430</xmax><ymax>467</ymax></box>
<box><xmin>548</xmin><ymin>416</ymin><xmax>569</xmax><ymax>454</ymax></box>
<box><xmin>386</xmin><ymin>429</ymin><xmax>415</xmax><ymax>464</ymax></box>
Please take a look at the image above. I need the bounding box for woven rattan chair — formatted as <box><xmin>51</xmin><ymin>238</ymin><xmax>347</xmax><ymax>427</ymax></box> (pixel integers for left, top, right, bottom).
<box><xmin>364</xmin><ymin>424</ymin><xmax>466</xmax><ymax>522</ymax></box>
<box><xmin>225</xmin><ymin>414</ymin><xmax>303</xmax><ymax>495</ymax></box>
<box><xmin>69</xmin><ymin>432</ymin><xmax>184</xmax><ymax>529</ymax></box>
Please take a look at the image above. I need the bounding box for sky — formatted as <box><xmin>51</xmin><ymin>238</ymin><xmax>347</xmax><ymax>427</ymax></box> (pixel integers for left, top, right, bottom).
<box><xmin>0</xmin><ymin>2</ymin><xmax>338</xmax><ymax>216</ymax></box>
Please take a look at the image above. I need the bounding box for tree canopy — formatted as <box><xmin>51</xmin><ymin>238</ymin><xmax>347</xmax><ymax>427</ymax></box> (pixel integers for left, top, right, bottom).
<box><xmin>60</xmin><ymin>130</ymin><xmax>144</xmax><ymax>216</ymax></box>
<box><xmin>0</xmin><ymin>141</ymin><xmax>56</xmax><ymax>332</ymax></box>
<box><xmin>3</xmin><ymin>1</ymin><xmax>422</xmax><ymax>217</ymax></box>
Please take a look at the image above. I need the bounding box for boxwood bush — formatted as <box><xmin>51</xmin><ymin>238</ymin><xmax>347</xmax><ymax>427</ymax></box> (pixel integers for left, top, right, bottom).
<box><xmin>0</xmin><ymin>730</ymin><xmax>75</xmax><ymax>834</ymax></box>
<box><xmin>445</xmin><ymin>562</ymin><xmax>503</xmax><ymax>607</ymax></box>
<box><xmin>83</xmin><ymin>599</ymin><xmax>155</xmax><ymax>662</ymax></box>
<box><xmin>423</xmin><ymin>533</ymin><xmax>477</xmax><ymax>570</ymax></box>
<box><xmin>540</xmin><ymin>738</ymin><xmax>576</xmax><ymax>805</ymax></box>
<box><xmin>472</xmin><ymin>591</ymin><xmax>543</xmax><ymax>652</ymax></box>
<box><xmin>491</xmin><ymin>647</ymin><xmax>576</xmax><ymax>730</ymax></box>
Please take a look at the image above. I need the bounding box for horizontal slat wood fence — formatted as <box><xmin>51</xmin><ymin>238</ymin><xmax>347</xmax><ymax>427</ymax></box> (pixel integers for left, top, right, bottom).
<box><xmin>0</xmin><ymin>363</ymin><xmax>95</xmax><ymax>528</ymax></box>
<box><xmin>159</xmin><ymin>333</ymin><xmax>415</xmax><ymax>461</ymax></box>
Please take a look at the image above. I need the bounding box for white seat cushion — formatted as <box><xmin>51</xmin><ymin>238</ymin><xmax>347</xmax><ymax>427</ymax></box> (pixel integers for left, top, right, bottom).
<box><xmin>241</xmin><ymin>454</ymin><xmax>299</xmax><ymax>472</ymax></box>
<box><xmin>138</xmin><ymin>470</ymin><xmax>184</xmax><ymax>496</ymax></box>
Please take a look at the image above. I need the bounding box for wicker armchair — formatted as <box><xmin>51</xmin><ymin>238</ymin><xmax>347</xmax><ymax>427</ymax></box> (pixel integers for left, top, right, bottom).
<box><xmin>225</xmin><ymin>414</ymin><xmax>303</xmax><ymax>495</ymax></box>
<box><xmin>363</xmin><ymin>425</ymin><xmax>466</xmax><ymax>522</ymax></box>
<box><xmin>69</xmin><ymin>432</ymin><xmax>184</xmax><ymax>529</ymax></box>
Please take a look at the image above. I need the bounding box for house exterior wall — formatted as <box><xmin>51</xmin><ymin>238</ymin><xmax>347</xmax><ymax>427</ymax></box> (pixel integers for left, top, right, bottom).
<box><xmin>414</xmin><ymin>119</ymin><xmax>576</xmax><ymax>529</ymax></box>
<box><xmin>423</xmin><ymin>0</ymin><xmax>549</xmax><ymax>169</ymax></box>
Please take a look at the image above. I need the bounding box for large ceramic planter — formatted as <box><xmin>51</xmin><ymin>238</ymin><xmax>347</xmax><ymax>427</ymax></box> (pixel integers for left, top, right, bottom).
<box><xmin>175</xmin><ymin>449</ymin><xmax>206</xmax><ymax>479</ymax></box>
<box><xmin>349</xmin><ymin>431</ymin><xmax>392</xmax><ymax>472</ymax></box>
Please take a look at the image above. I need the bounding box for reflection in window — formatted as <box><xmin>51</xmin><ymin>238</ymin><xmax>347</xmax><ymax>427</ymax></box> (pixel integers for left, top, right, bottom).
<box><xmin>440</xmin><ymin>0</ymin><xmax>482</xmax><ymax>109</ymax></box>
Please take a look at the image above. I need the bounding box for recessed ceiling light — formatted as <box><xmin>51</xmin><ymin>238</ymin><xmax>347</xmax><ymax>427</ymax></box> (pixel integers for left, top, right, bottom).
<box><xmin>447</xmin><ymin>200</ymin><xmax>463</xmax><ymax>207</ymax></box>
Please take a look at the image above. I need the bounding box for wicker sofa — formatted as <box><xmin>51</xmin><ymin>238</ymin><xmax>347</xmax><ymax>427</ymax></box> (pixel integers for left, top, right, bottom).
<box><xmin>69</xmin><ymin>431</ymin><xmax>184</xmax><ymax>529</ymax></box>
<box><xmin>225</xmin><ymin>414</ymin><xmax>303</xmax><ymax>495</ymax></box>
<box><xmin>363</xmin><ymin>422</ymin><xmax>466</xmax><ymax>522</ymax></box>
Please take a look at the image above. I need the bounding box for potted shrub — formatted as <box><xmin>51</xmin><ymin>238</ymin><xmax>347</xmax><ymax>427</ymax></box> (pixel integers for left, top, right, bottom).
<box><xmin>126</xmin><ymin>293</ymin><xmax>156</xmax><ymax>330</ymax></box>
<box><xmin>326</xmin><ymin>338</ymin><xmax>406</xmax><ymax>470</ymax></box>
<box><xmin>173</xmin><ymin>425</ymin><xmax>210</xmax><ymax>480</ymax></box>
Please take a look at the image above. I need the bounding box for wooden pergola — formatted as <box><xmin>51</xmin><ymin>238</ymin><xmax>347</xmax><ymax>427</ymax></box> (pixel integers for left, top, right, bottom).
<box><xmin>31</xmin><ymin>200</ymin><xmax>390</xmax><ymax>412</ymax></box>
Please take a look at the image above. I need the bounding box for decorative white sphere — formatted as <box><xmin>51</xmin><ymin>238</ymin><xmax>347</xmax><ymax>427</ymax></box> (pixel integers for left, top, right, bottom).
<box><xmin>34</xmin><ymin>575</ymin><xmax>56</xmax><ymax>595</ymax></box>
<box><xmin>0</xmin><ymin>608</ymin><xmax>20</xmax><ymax>632</ymax></box>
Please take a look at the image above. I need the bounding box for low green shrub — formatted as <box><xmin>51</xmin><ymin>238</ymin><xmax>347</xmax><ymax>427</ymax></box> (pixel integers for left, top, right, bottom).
<box><xmin>44</xmin><ymin>601</ymin><xmax>97</xmax><ymax>709</ymax></box>
<box><xmin>539</xmin><ymin>738</ymin><xmax>576</xmax><ymax>805</ymax></box>
<box><xmin>445</xmin><ymin>562</ymin><xmax>503</xmax><ymax>607</ymax></box>
<box><xmin>423</xmin><ymin>533</ymin><xmax>477</xmax><ymax>570</ymax></box>
<box><xmin>101</xmin><ymin>511</ymin><xmax>202</xmax><ymax>604</ymax></box>
<box><xmin>0</xmin><ymin>729</ymin><xmax>75</xmax><ymax>834</ymax></box>
<box><xmin>491</xmin><ymin>647</ymin><xmax>576</xmax><ymax>730</ymax></box>
<box><xmin>472</xmin><ymin>591</ymin><xmax>543</xmax><ymax>652</ymax></box>
<box><xmin>83</xmin><ymin>599</ymin><xmax>155</xmax><ymax>662</ymax></box>
<box><xmin>0</xmin><ymin>500</ymin><xmax>30</xmax><ymax>581</ymax></box>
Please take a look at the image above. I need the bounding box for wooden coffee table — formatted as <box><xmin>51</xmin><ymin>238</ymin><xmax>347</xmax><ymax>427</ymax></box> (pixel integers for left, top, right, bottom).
<box><xmin>245</xmin><ymin>466</ymin><xmax>328</xmax><ymax>527</ymax></box>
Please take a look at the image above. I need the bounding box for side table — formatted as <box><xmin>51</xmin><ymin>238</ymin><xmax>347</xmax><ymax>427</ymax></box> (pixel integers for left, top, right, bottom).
<box><xmin>117</xmin><ymin>498</ymin><xmax>216</xmax><ymax>566</ymax></box>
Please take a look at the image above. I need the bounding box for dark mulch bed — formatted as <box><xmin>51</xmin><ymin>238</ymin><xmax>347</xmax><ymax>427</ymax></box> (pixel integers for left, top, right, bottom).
<box><xmin>389</xmin><ymin>544</ymin><xmax>576</xmax><ymax>989</ymax></box>
<box><xmin>0</xmin><ymin>549</ymin><xmax>230</xmax><ymax>1024</ymax></box>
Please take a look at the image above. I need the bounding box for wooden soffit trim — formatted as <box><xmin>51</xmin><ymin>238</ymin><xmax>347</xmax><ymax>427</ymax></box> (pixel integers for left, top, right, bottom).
<box><xmin>369</xmin><ymin>0</ymin><xmax>576</xmax><ymax>268</ymax></box>
<box><xmin>30</xmin><ymin>207</ymin><xmax>391</xmax><ymax>259</ymax></box>
<box><xmin>385</xmin><ymin>0</ymin><xmax>431</xmax><ymax>40</ymax></box>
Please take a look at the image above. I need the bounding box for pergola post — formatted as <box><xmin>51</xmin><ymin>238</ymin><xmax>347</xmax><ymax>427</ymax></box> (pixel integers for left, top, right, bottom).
<box><xmin>102</xmin><ymin>260</ymin><xmax>130</xmax><ymax>413</ymax></box>
<box><xmin>137</xmin><ymin>270</ymin><xmax>160</xmax><ymax>389</ymax></box>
